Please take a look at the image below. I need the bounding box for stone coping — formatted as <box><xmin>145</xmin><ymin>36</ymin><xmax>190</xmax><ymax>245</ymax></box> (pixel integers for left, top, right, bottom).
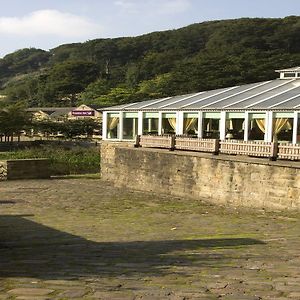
<box><xmin>115</xmin><ymin>144</ymin><xmax>300</xmax><ymax>169</ymax></box>
<box><xmin>6</xmin><ymin>158</ymin><xmax>49</xmax><ymax>162</ymax></box>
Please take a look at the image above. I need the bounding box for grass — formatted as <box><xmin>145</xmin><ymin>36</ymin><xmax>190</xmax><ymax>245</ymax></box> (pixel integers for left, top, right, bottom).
<box><xmin>0</xmin><ymin>144</ymin><xmax>100</xmax><ymax>175</ymax></box>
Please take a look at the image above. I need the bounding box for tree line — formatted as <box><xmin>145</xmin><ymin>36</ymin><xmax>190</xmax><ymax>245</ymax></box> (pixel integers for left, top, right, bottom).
<box><xmin>0</xmin><ymin>105</ymin><xmax>101</xmax><ymax>142</ymax></box>
<box><xmin>0</xmin><ymin>16</ymin><xmax>300</xmax><ymax>108</ymax></box>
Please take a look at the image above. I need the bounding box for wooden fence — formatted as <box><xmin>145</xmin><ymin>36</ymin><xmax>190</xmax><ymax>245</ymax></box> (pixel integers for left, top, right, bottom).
<box><xmin>137</xmin><ymin>135</ymin><xmax>175</xmax><ymax>150</ymax></box>
<box><xmin>219</xmin><ymin>140</ymin><xmax>278</xmax><ymax>159</ymax></box>
<box><xmin>135</xmin><ymin>135</ymin><xmax>300</xmax><ymax>161</ymax></box>
<box><xmin>175</xmin><ymin>136</ymin><xmax>219</xmax><ymax>154</ymax></box>
<box><xmin>278</xmin><ymin>143</ymin><xmax>300</xmax><ymax>160</ymax></box>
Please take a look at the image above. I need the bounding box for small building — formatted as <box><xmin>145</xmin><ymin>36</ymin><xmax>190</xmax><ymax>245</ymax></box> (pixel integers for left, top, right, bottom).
<box><xmin>27</xmin><ymin>107</ymin><xmax>74</xmax><ymax>121</ymax></box>
<box><xmin>102</xmin><ymin>67</ymin><xmax>300</xmax><ymax>144</ymax></box>
<box><xmin>68</xmin><ymin>104</ymin><xmax>102</xmax><ymax>121</ymax></box>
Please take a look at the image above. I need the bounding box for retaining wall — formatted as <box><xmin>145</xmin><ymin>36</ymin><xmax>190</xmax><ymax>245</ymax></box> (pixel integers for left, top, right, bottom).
<box><xmin>101</xmin><ymin>142</ymin><xmax>300</xmax><ymax>210</ymax></box>
<box><xmin>0</xmin><ymin>159</ymin><xmax>50</xmax><ymax>180</ymax></box>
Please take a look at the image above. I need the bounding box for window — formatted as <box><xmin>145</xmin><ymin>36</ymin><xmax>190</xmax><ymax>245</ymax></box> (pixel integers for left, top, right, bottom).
<box><xmin>123</xmin><ymin>112</ymin><xmax>138</xmax><ymax>140</ymax></box>
<box><xmin>183</xmin><ymin>113</ymin><xmax>198</xmax><ymax>136</ymax></box>
<box><xmin>107</xmin><ymin>113</ymin><xmax>120</xmax><ymax>139</ymax></box>
<box><xmin>248</xmin><ymin>113</ymin><xmax>265</xmax><ymax>141</ymax></box>
<box><xmin>273</xmin><ymin>113</ymin><xmax>293</xmax><ymax>142</ymax></box>
<box><xmin>202</xmin><ymin>112</ymin><xmax>220</xmax><ymax>139</ymax></box>
<box><xmin>283</xmin><ymin>72</ymin><xmax>296</xmax><ymax>78</ymax></box>
<box><xmin>143</xmin><ymin>113</ymin><xmax>159</xmax><ymax>135</ymax></box>
<box><xmin>162</xmin><ymin>113</ymin><xmax>176</xmax><ymax>134</ymax></box>
<box><xmin>225</xmin><ymin>112</ymin><xmax>245</xmax><ymax>140</ymax></box>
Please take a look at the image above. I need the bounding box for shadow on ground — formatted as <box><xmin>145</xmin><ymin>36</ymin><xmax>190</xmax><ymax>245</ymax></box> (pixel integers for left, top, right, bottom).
<box><xmin>0</xmin><ymin>215</ymin><xmax>265</xmax><ymax>280</ymax></box>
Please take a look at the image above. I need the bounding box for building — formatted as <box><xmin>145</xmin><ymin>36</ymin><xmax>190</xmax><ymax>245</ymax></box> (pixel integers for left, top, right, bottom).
<box><xmin>68</xmin><ymin>104</ymin><xmax>102</xmax><ymax>121</ymax></box>
<box><xmin>27</xmin><ymin>105</ymin><xmax>102</xmax><ymax>122</ymax></box>
<box><xmin>102</xmin><ymin>67</ymin><xmax>300</xmax><ymax>144</ymax></box>
<box><xmin>27</xmin><ymin>107</ymin><xmax>74</xmax><ymax>121</ymax></box>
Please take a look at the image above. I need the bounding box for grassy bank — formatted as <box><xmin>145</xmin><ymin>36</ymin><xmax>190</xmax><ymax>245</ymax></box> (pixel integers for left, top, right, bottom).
<box><xmin>0</xmin><ymin>145</ymin><xmax>100</xmax><ymax>175</ymax></box>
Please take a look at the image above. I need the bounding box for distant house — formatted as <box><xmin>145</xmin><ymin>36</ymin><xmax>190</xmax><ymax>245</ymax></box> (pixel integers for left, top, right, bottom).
<box><xmin>27</xmin><ymin>105</ymin><xmax>103</xmax><ymax>122</ymax></box>
<box><xmin>102</xmin><ymin>67</ymin><xmax>300</xmax><ymax>144</ymax></box>
<box><xmin>27</xmin><ymin>107</ymin><xmax>74</xmax><ymax>121</ymax></box>
<box><xmin>68</xmin><ymin>104</ymin><xmax>102</xmax><ymax>121</ymax></box>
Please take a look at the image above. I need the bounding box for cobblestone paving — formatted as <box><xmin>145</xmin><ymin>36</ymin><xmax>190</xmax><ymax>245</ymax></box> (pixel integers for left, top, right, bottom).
<box><xmin>0</xmin><ymin>178</ymin><xmax>299</xmax><ymax>299</ymax></box>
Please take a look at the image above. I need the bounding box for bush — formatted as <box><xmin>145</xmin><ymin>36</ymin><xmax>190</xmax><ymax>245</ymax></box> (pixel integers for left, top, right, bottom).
<box><xmin>0</xmin><ymin>145</ymin><xmax>100</xmax><ymax>175</ymax></box>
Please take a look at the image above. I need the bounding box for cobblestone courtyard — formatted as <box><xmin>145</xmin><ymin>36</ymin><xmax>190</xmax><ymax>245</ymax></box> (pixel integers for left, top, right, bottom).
<box><xmin>0</xmin><ymin>178</ymin><xmax>299</xmax><ymax>299</ymax></box>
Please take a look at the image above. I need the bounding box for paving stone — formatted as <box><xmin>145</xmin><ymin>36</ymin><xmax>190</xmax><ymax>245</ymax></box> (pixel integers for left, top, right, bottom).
<box><xmin>15</xmin><ymin>297</ymin><xmax>51</xmax><ymax>300</ymax></box>
<box><xmin>42</xmin><ymin>280</ymin><xmax>80</xmax><ymax>286</ymax></box>
<box><xmin>58</xmin><ymin>289</ymin><xmax>87</xmax><ymax>298</ymax></box>
<box><xmin>288</xmin><ymin>292</ymin><xmax>300</xmax><ymax>298</ymax></box>
<box><xmin>91</xmin><ymin>291</ymin><xmax>134</xmax><ymax>299</ymax></box>
<box><xmin>7</xmin><ymin>288</ymin><xmax>55</xmax><ymax>296</ymax></box>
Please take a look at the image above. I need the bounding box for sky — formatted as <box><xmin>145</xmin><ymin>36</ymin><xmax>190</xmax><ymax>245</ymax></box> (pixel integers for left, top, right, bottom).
<box><xmin>0</xmin><ymin>0</ymin><xmax>299</xmax><ymax>58</ymax></box>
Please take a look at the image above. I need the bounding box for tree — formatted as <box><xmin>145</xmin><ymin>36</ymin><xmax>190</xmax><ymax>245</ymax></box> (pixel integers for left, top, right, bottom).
<box><xmin>0</xmin><ymin>104</ymin><xmax>31</xmax><ymax>142</ymax></box>
<box><xmin>38</xmin><ymin>60</ymin><xmax>99</xmax><ymax>106</ymax></box>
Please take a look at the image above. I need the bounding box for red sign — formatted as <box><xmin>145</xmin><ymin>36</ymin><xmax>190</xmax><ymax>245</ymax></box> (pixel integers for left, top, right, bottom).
<box><xmin>72</xmin><ymin>110</ymin><xmax>95</xmax><ymax>116</ymax></box>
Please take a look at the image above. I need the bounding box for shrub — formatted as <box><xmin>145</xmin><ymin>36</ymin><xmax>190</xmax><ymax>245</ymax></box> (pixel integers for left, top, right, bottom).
<box><xmin>0</xmin><ymin>145</ymin><xmax>100</xmax><ymax>175</ymax></box>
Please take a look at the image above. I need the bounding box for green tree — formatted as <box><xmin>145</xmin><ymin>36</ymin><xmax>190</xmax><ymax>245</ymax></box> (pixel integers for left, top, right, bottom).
<box><xmin>40</xmin><ymin>60</ymin><xmax>99</xmax><ymax>106</ymax></box>
<box><xmin>0</xmin><ymin>104</ymin><xmax>31</xmax><ymax>142</ymax></box>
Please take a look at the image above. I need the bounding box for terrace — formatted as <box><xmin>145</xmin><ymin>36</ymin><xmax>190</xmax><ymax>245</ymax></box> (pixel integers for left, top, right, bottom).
<box><xmin>102</xmin><ymin>67</ymin><xmax>300</xmax><ymax>160</ymax></box>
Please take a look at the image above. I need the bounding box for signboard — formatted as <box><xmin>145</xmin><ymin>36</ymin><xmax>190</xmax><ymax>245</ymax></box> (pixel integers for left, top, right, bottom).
<box><xmin>72</xmin><ymin>110</ymin><xmax>95</xmax><ymax>116</ymax></box>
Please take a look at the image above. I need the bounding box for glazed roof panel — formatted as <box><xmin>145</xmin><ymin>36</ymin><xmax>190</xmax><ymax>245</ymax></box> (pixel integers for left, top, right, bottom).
<box><xmin>104</xmin><ymin>78</ymin><xmax>300</xmax><ymax>111</ymax></box>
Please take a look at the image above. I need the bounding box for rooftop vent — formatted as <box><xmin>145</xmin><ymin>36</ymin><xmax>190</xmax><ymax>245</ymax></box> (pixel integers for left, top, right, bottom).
<box><xmin>276</xmin><ymin>67</ymin><xmax>300</xmax><ymax>79</ymax></box>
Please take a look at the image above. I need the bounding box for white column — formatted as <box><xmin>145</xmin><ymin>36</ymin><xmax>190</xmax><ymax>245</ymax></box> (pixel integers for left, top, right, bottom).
<box><xmin>138</xmin><ymin>111</ymin><xmax>143</xmax><ymax>135</ymax></box>
<box><xmin>119</xmin><ymin>112</ymin><xmax>124</xmax><ymax>141</ymax></box>
<box><xmin>292</xmin><ymin>112</ymin><xmax>298</xmax><ymax>144</ymax></box>
<box><xmin>177</xmin><ymin>111</ymin><xmax>184</xmax><ymax>135</ymax></box>
<box><xmin>102</xmin><ymin>112</ymin><xmax>108</xmax><ymax>140</ymax></box>
<box><xmin>266</xmin><ymin>111</ymin><xmax>273</xmax><ymax>142</ymax></box>
<box><xmin>133</xmin><ymin>118</ymin><xmax>137</xmax><ymax>138</ymax></box>
<box><xmin>244</xmin><ymin>112</ymin><xmax>249</xmax><ymax>141</ymax></box>
<box><xmin>158</xmin><ymin>112</ymin><xmax>162</xmax><ymax>135</ymax></box>
<box><xmin>198</xmin><ymin>111</ymin><xmax>203</xmax><ymax>138</ymax></box>
<box><xmin>220</xmin><ymin>111</ymin><xmax>226</xmax><ymax>140</ymax></box>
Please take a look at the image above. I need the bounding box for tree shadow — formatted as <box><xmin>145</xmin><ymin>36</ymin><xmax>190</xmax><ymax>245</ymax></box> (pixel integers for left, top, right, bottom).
<box><xmin>0</xmin><ymin>215</ymin><xmax>265</xmax><ymax>280</ymax></box>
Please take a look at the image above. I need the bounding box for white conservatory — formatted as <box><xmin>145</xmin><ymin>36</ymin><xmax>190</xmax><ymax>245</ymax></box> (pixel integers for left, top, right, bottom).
<box><xmin>102</xmin><ymin>67</ymin><xmax>300</xmax><ymax>145</ymax></box>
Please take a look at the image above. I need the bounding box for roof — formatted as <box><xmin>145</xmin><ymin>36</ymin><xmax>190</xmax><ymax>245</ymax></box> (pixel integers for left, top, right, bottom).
<box><xmin>104</xmin><ymin>78</ymin><xmax>300</xmax><ymax>111</ymax></box>
<box><xmin>276</xmin><ymin>66</ymin><xmax>300</xmax><ymax>73</ymax></box>
<box><xmin>27</xmin><ymin>107</ymin><xmax>74</xmax><ymax>114</ymax></box>
<box><xmin>50</xmin><ymin>108</ymin><xmax>74</xmax><ymax>117</ymax></box>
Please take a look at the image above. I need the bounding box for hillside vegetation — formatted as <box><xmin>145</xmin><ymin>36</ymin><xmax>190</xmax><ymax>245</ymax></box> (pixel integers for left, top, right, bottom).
<box><xmin>0</xmin><ymin>16</ymin><xmax>300</xmax><ymax>108</ymax></box>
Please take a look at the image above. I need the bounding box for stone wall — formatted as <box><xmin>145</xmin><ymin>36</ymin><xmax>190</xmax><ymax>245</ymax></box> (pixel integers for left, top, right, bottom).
<box><xmin>101</xmin><ymin>142</ymin><xmax>300</xmax><ymax>210</ymax></box>
<box><xmin>0</xmin><ymin>159</ymin><xmax>50</xmax><ymax>180</ymax></box>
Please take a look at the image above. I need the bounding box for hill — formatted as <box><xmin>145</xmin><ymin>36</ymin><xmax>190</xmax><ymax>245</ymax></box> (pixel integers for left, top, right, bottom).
<box><xmin>0</xmin><ymin>16</ymin><xmax>300</xmax><ymax>108</ymax></box>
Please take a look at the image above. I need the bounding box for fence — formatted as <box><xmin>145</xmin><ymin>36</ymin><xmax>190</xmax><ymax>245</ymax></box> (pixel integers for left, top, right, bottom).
<box><xmin>134</xmin><ymin>135</ymin><xmax>300</xmax><ymax>161</ymax></box>
<box><xmin>137</xmin><ymin>135</ymin><xmax>175</xmax><ymax>150</ymax></box>
<box><xmin>175</xmin><ymin>136</ymin><xmax>219</xmax><ymax>154</ymax></box>
<box><xmin>278</xmin><ymin>143</ymin><xmax>300</xmax><ymax>160</ymax></box>
<box><xmin>219</xmin><ymin>140</ymin><xmax>278</xmax><ymax>159</ymax></box>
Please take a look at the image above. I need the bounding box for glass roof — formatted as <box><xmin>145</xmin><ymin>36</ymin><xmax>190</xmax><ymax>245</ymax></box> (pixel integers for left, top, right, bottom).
<box><xmin>104</xmin><ymin>78</ymin><xmax>300</xmax><ymax>111</ymax></box>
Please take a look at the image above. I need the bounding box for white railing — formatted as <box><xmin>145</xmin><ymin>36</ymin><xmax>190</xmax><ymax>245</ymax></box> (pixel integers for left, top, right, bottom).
<box><xmin>175</xmin><ymin>136</ymin><xmax>219</xmax><ymax>154</ymax></box>
<box><xmin>219</xmin><ymin>140</ymin><xmax>278</xmax><ymax>158</ymax></box>
<box><xmin>278</xmin><ymin>143</ymin><xmax>300</xmax><ymax>160</ymax></box>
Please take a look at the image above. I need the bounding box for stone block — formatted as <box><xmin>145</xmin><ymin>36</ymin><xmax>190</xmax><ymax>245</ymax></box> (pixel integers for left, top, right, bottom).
<box><xmin>7</xmin><ymin>159</ymin><xmax>50</xmax><ymax>180</ymax></box>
